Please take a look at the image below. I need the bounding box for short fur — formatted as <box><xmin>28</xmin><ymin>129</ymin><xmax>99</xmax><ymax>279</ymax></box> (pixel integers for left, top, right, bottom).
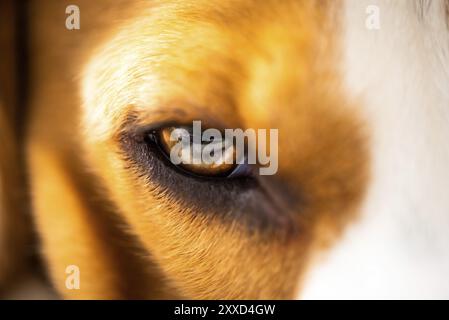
<box><xmin>1</xmin><ymin>0</ymin><xmax>448</xmax><ymax>299</ymax></box>
<box><xmin>22</xmin><ymin>0</ymin><xmax>368</xmax><ymax>298</ymax></box>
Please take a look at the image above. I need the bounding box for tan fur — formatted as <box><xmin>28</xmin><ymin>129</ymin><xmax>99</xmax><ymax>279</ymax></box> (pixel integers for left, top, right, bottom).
<box><xmin>6</xmin><ymin>0</ymin><xmax>369</xmax><ymax>299</ymax></box>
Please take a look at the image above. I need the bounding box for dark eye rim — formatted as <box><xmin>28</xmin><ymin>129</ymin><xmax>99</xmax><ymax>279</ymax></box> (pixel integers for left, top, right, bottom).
<box><xmin>118</xmin><ymin>124</ymin><xmax>296</xmax><ymax>233</ymax></box>
<box><xmin>144</xmin><ymin>127</ymin><xmax>254</xmax><ymax>181</ymax></box>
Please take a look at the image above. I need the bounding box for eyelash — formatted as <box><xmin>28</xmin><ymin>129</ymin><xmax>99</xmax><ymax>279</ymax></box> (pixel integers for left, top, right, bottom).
<box><xmin>120</xmin><ymin>127</ymin><xmax>256</xmax><ymax>186</ymax></box>
<box><xmin>120</xmin><ymin>129</ymin><xmax>256</xmax><ymax>205</ymax></box>
<box><xmin>145</xmin><ymin>129</ymin><xmax>254</xmax><ymax>180</ymax></box>
<box><xmin>119</xmin><ymin>128</ymin><xmax>294</xmax><ymax>232</ymax></box>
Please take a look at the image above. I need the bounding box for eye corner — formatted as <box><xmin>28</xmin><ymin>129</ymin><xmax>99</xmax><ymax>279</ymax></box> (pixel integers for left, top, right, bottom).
<box><xmin>139</xmin><ymin>124</ymin><xmax>255</xmax><ymax>180</ymax></box>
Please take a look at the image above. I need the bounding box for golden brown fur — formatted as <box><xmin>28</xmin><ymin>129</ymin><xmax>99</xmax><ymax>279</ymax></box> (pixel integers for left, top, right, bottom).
<box><xmin>2</xmin><ymin>0</ymin><xmax>369</xmax><ymax>299</ymax></box>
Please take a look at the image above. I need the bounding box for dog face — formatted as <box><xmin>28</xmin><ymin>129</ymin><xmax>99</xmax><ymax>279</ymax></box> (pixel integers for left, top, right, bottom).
<box><xmin>17</xmin><ymin>0</ymin><xmax>449</xmax><ymax>299</ymax></box>
<box><xmin>81</xmin><ymin>0</ymin><xmax>368</xmax><ymax>299</ymax></box>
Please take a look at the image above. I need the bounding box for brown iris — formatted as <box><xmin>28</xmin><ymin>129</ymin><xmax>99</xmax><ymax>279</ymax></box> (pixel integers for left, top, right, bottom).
<box><xmin>158</xmin><ymin>126</ymin><xmax>237</xmax><ymax>177</ymax></box>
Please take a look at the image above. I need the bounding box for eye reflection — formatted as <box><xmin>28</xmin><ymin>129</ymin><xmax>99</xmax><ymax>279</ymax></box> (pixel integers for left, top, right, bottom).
<box><xmin>150</xmin><ymin>126</ymin><xmax>252</xmax><ymax>178</ymax></box>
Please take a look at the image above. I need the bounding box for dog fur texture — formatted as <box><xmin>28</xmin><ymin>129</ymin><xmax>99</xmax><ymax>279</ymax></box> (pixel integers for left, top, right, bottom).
<box><xmin>0</xmin><ymin>0</ymin><xmax>448</xmax><ymax>299</ymax></box>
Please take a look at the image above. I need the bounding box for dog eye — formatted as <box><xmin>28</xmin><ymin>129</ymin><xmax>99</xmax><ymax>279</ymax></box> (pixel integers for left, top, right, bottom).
<box><xmin>148</xmin><ymin>126</ymin><xmax>252</xmax><ymax>178</ymax></box>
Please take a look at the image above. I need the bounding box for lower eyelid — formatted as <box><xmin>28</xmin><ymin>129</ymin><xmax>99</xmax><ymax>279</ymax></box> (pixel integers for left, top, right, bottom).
<box><xmin>120</xmin><ymin>132</ymin><xmax>294</xmax><ymax>232</ymax></box>
<box><xmin>122</xmin><ymin>130</ymin><xmax>255</xmax><ymax>184</ymax></box>
<box><xmin>152</xmin><ymin>128</ymin><xmax>250</xmax><ymax>179</ymax></box>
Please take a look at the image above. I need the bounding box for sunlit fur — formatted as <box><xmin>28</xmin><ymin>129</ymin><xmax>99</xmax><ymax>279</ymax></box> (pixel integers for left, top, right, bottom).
<box><xmin>81</xmin><ymin>0</ymin><xmax>367</xmax><ymax>299</ymax></box>
<box><xmin>21</xmin><ymin>0</ymin><xmax>367</xmax><ymax>299</ymax></box>
<box><xmin>2</xmin><ymin>0</ymin><xmax>448</xmax><ymax>299</ymax></box>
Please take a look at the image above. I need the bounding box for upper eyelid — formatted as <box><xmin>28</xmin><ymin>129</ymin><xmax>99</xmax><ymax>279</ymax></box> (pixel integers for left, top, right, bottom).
<box><xmin>130</xmin><ymin>119</ymin><xmax>233</xmax><ymax>140</ymax></box>
<box><xmin>119</xmin><ymin>102</ymin><xmax>242</xmax><ymax>137</ymax></box>
<box><xmin>132</xmin><ymin>129</ymin><xmax>249</xmax><ymax>180</ymax></box>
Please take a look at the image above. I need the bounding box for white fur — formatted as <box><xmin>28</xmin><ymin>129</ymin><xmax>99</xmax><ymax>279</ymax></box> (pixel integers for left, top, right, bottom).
<box><xmin>300</xmin><ymin>0</ymin><xmax>449</xmax><ymax>299</ymax></box>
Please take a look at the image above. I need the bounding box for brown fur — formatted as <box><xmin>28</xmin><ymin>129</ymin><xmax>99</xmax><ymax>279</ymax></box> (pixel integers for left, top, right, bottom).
<box><xmin>4</xmin><ymin>0</ymin><xmax>369</xmax><ymax>299</ymax></box>
<box><xmin>0</xmin><ymin>0</ymin><xmax>30</xmax><ymax>293</ymax></box>
<box><xmin>0</xmin><ymin>102</ymin><xmax>30</xmax><ymax>292</ymax></box>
